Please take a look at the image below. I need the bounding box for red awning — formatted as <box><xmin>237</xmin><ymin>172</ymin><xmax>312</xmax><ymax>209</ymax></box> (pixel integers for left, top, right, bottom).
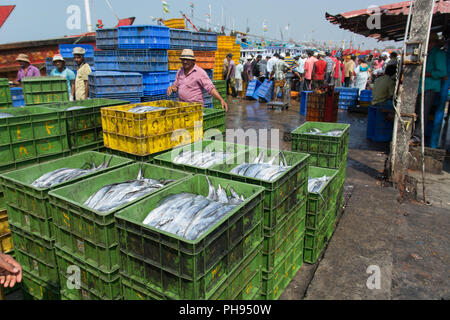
<box><xmin>0</xmin><ymin>5</ymin><xmax>15</xmax><ymax>29</ymax></box>
<box><xmin>326</xmin><ymin>0</ymin><xmax>450</xmax><ymax>42</ymax></box>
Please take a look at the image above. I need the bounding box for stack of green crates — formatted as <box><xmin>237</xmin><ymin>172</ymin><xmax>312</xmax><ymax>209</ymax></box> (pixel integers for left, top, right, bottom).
<box><xmin>213</xmin><ymin>80</ymin><xmax>227</xmax><ymax>109</ymax></box>
<box><xmin>291</xmin><ymin>122</ymin><xmax>350</xmax><ymax>263</ymax></box>
<box><xmin>40</xmin><ymin>98</ymin><xmax>129</xmax><ymax>154</ymax></box>
<box><xmin>115</xmin><ymin>175</ymin><xmax>265</xmax><ymax>300</ymax></box>
<box><xmin>47</xmin><ymin>163</ymin><xmax>191</xmax><ymax>300</ymax></box>
<box><xmin>0</xmin><ymin>152</ymin><xmax>132</xmax><ymax>300</ymax></box>
<box><xmin>0</xmin><ymin>106</ymin><xmax>70</xmax><ymax>174</ymax></box>
<box><xmin>23</xmin><ymin>77</ymin><xmax>69</xmax><ymax>106</ymax></box>
<box><xmin>304</xmin><ymin>166</ymin><xmax>338</xmax><ymax>264</ymax></box>
<box><xmin>208</xmin><ymin>148</ymin><xmax>310</xmax><ymax>300</ymax></box>
<box><xmin>203</xmin><ymin>108</ymin><xmax>226</xmax><ymax>138</ymax></box>
<box><xmin>0</xmin><ymin>78</ymin><xmax>12</xmax><ymax>109</ymax></box>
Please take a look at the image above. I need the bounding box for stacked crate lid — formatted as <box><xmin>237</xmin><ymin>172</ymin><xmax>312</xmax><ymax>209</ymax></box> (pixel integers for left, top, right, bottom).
<box><xmin>358</xmin><ymin>89</ymin><xmax>373</xmax><ymax>110</ymax></box>
<box><xmin>257</xmin><ymin>79</ymin><xmax>274</xmax><ymax>102</ymax></box>
<box><xmin>335</xmin><ymin>87</ymin><xmax>358</xmax><ymax>110</ymax></box>
<box><xmin>10</xmin><ymin>87</ymin><xmax>25</xmax><ymax>107</ymax></box>
<box><xmin>118</xmin><ymin>25</ymin><xmax>170</xmax><ymax>49</ymax></box>
<box><xmin>0</xmin><ymin>78</ymin><xmax>12</xmax><ymax>109</ymax></box>
<box><xmin>59</xmin><ymin>44</ymin><xmax>94</xmax><ymax>58</ymax></box>
<box><xmin>47</xmin><ymin>162</ymin><xmax>190</xmax><ymax>299</ymax></box>
<box><xmin>96</xmin><ymin>28</ymin><xmax>118</xmax><ymax>50</ymax></box>
<box><xmin>22</xmin><ymin>76</ymin><xmax>69</xmax><ymax>106</ymax></box>
<box><xmin>0</xmin><ymin>151</ymin><xmax>132</xmax><ymax>300</ymax></box>
<box><xmin>192</xmin><ymin>31</ymin><xmax>217</xmax><ymax>51</ymax></box>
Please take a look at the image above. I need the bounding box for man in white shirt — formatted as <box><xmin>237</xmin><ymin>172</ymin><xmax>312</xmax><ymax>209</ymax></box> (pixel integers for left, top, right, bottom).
<box><xmin>235</xmin><ymin>58</ymin><xmax>244</xmax><ymax>98</ymax></box>
<box><xmin>266</xmin><ymin>54</ymin><xmax>279</xmax><ymax>79</ymax></box>
<box><xmin>294</xmin><ymin>54</ymin><xmax>307</xmax><ymax>91</ymax></box>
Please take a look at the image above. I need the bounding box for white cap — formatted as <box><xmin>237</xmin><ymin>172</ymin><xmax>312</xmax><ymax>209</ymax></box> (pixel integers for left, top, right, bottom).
<box><xmin>52</xmin><ymin>54</ymin><xmax>65</xmax><ymax>62</ymax></box>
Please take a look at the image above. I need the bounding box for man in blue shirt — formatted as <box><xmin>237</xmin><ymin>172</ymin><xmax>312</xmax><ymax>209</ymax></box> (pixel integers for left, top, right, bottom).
<box><xmin>411</xmin><ymin>33</ymin><xmax>448</xmax><ymax>145</ymax></box>
<box><xmin>50</xmin><ymin>55</ymin><xmax>76</xmax><ymax>100</ymax></box>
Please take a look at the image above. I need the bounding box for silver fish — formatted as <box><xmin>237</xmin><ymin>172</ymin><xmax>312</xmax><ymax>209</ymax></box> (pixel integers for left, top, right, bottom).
<box><xmin>0</xmin><ymin>112</ymin><xmax>14</xmax><ymax>118</ymax></box>
<box><xmin>64</xmin><ymin>106</ymin><xmax>87</xmax><ymax>111</ymax></box>
<box><xmin>308</xmin><ymin>176</ymin><xmax>330</xmax><ymax>193</ymax></box>
<box><xmin>324</xmin><ymin>130</ymin><xmax>344</xmax><ymax>137</ymax></box>
<box><xmin>306</xmin><ymin>128</ymin><xmax>322</xmax><ymax>135</ymax></box>
<box><xmin>128</xmin><ymin>106</ymin><xmax>167</xmax><ymax>114</ymax></box>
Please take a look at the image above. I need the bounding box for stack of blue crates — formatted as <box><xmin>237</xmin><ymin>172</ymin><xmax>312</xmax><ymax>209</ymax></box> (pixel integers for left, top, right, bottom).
<box><xmin>336</xmin><ymin>87</ymin><xmax>359</xmax><ymax>110</ymax></box>
<box><xmin>245</xmin><ymin>79</ymin><xmax>262</xmax><ymax>100</ymax></box>
<box><xmin>300</xmin><ymin>91</ymin><xmax>313</xmax><ymax>116</ymax></box>
<box><xmin>117</xmin><ymin>50</ymin><xmax>168</xmax><ymax>72</ymax></box>
<box><xmin>96</xmin><ymin>28</ymin><xmax>118</xmax><ymax>50</ymax></box>
<box><xmin>169</xmin><ymin>29</ymin><xmax>193</xmax><ymax>49</ymax></box>
<box><xmin>256</xmin><ymin>80</ymin><xmax>274</xmax><ymax>102</ymax></box>
<box><xmin>10</xmin><ymin>87</ymin><xmax>25</xmax><ymax>107</ymax></box>
<box><xmin>88</xmin><ymin>71</ymin><xmax>143</xmax><ymax>103</ymax></box>
<box><xmin>59</xmin><ymin>44</ymin><xmax>95</xmax><ymax>58</ymax></box>
<box><xmin>366</xmin><ymin>102</ymin><xmax>394</xmax><ymax>142</ymax></box>
<box><xmin>192</xmin><ymin>32</ymin><xmax>218</xmax><ymax>51</ymax></box>
<box><xmin>94</xmin><ymin>50</ymin><xmax>119</xmax><ymax>71</ymax></box>
<box><xmin>169</xmin><ymin>71</ymin><xmax>177</xmax><ymax>85</ymax></box>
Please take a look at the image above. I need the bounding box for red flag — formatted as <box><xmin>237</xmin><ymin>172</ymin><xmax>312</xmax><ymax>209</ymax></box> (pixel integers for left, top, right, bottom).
<box><xmin>0</xmin><ymin>5</ymin><xmax>15</xmax><ymax>29</ymax></box>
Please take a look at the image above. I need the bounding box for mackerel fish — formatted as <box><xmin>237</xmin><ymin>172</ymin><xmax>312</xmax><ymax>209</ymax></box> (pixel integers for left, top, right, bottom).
<box><xmin>31</xmin><ymin>156</ymin><xmax>114</xmax><ymax>189</ymax></box>
<box><xmin>143</xmin><ymin>177</ymin><xmax>246</xmax><ymax>241</ymax></box>
<box><xmin>308</xmin><ymin>175</ymin><xmax>331</xmax><ymax>193</ymax></box>
<box><xmin>230</xmin><ymin>151</ymin><xmax>291</xmax><ymax>182</ymax></box>
<box><xmin>0</xmin><ymin>113</ymin><xmax>14</xmax><ymax>118</ymax></box>
<box><xmin>173</xmin><ymin>148</ymin><xmax>233</xmax><ymax>168</ymax></box>
<box><xmin>306</xmin><ymin>128</ymin><xmax>344</xmax><ymax>136</ymax></box>
<box><xmin>128</xmin><ymin>106</ymin><xmax>167</xmax><ymax>114</ymax></box>
<box><xmin>84</xmin><ymin>165</ymin><xmax>174</xmax><ymax>212</ymax></box>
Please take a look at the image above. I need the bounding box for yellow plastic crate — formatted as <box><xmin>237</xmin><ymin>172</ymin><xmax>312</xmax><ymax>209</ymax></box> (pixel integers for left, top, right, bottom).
<box><xmin>0</xmin><ymin>233</ymin><xmax>12</xmax><ymax>253</ymax></box>
<box><xmin>104</xmin><ymin>126</ymin><xmax>203</xmax><ymax>156</ymax></box>
<box><xmin>164</xmin><ymin>18</ymin><xmax>186</xmax><ymax>29</ymax></box>
<box><xmin>101</xmin><ymin>101</ymin><xmax>203</xmax><ymax>137</ymax></box>
<box><xmin>0</xmin><ymin>209</ymin><xmax>9</xmax><ymax>235</ymax></box>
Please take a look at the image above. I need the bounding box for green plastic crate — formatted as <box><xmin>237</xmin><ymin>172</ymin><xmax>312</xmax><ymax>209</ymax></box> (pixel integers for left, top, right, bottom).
<box><xmin>154</xmin><ymin>140</ymin><xmax>252</xmax><ymax>175</ymax></box>
<box><xmin>22</xmin><ymin>77</ymin><xmax>69</xmax><ymax>105</ymax></box>
<box><xmin>203</xmin><ymin>108</ymin><xmax>226</xmax><ymax>131</ymax></box>
<box><xmin>209</xmin><ymin>148</ymin><xmax>310</xmax><ymax>229</ymax></box>
<box><xmin>41</xmin><ymin>99</ymin><xmax>129</xmax><ymax>150</ymax></box>
<box><xmin>291</xmin><ymin>122</ymin><xmax>350</xmax><ymax>169</ymax></box>
<box><xmin>260</xmin><ymin>234</ymin><xmax>304</xmax><ymax>300</ymax></box>
<box><xmin>0</xmin><ymin>152</ymin><xmax>132</xmax><ymax>240</ymax></box>
<box><xmin>0</xmin><ymin>151</ymin><xmax>71</xmax><ymax>176</ymax></box>
<box><xmin>0</xmin><ymin>79</ymin><xmax>12</xmax><ymax>108</ymax></box>
<box><xmin>48</xmin><ymin>163</ymin><xmax>192</xmax><ymax>272</ymax></box>
<box><xmin>304</xmin><ymin>211</ymin><xmax>332</xmax><ymax>264</ymax></box>
<box><xmin>115</xmin><ymin>174</ymin><xmax>265</xmax><ymax>300</ymax></box>
<box><xmin>204</xmin><ymin>125</ymin><xmax>226</xmax><ymax>140</ymax></box>
<box><xmin>56</xmin><ymin>246</ymin><xmax>121</xmax><ymax>300</ymax></box>
<box><xmin>10</xmin><ymin>225</ymin><xmax>58</xmax><ymax>287</ymax></box>
<box><xmin>21</xmin><ymin>270</ymin><xmax>60</xmax><ymax>300</ymax></box>
<box><xmin>122</xmin><ymin>243</ymin><xmax>262</xmax><ymax>300</ymax></box>
<box><xmin>306</xmin><ymin>166</ymin><xmax>339</xmax><ymax>230</ymax></box>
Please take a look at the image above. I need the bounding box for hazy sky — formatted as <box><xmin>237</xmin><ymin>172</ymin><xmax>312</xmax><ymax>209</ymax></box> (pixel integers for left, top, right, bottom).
<box><xmin>0</xmin><ymin>0</ymin><xmax>399</xmax><ymax>48</ymax></box>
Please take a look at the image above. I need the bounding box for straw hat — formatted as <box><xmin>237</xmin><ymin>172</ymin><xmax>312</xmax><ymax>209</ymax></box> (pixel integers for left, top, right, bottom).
<box><xmin>180</xmin><ymin>49</ymin><xmax>196</xmax><ymax>60</ymax></box>
<box><xmin>52</xmin><ymin>54</ymin><xmax>65</xmax><ymax>63</ymax></box>
<box><xmin>16</xmin><ymin>54</ymin><xmax>30</xmax><ymax>63</ymax></box>
<box><xmin>73</xmin><ymin>47</ymin><xmax>86</xmax><ymax>55</ymax></box>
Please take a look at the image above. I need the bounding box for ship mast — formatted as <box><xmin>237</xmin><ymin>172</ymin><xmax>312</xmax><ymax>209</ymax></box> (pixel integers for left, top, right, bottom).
<box><xmin>85</xmin><ymin>0</ymin><xmax>93</xmax><ymax>32</ymax></box>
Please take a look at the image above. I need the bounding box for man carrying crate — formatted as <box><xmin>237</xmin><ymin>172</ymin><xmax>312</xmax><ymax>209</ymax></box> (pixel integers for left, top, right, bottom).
<box><xmin>167</xmin><ymin>49</ymin><xmax>228</xmax><ymax>111</ymax></box>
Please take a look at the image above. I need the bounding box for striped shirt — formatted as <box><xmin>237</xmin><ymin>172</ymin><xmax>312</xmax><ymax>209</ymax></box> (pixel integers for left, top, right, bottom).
<box><xmin>284</xmin><ymin>56</ymin><xmax>296</xmax><ymax>69</ymax></box>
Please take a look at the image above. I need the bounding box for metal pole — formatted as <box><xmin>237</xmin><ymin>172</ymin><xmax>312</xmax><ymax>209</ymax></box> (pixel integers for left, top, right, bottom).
<box><xmin>419</xmin><ymin>0</ymin><xmax>436</xmax><ymax>203</ymax></box>
<box><xmin>84</xmin><ymin>0</ymin><xmax>93</xmax><ymax>32</ymax></box>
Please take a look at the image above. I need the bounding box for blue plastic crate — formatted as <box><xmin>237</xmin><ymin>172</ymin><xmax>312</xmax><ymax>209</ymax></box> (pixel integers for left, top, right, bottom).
<box><xmin>192</xmin><ymin>32</ymin><xmax>217</xmax><ymax>51</ymax></box>
<box><xmin>10</xmin><ymin>87</ymin><xmax>23</xmax><ymax>99</ymax></box>
<box><xmin>118</xmin><ymin>25</ymin><xmax>170</xmax><ymax>49</ymax></box>
<box><xmin>360</xmin><ymin>89</ymin><xmax>372</xmax><ymax>97</ymax></box>
<box><xmin>256</xmin><ymin>79</ymin><xmax>274</xmax><ymax>102</ymax></box>
<box><xmin>117</xmin><ymin>49</ymin><xmax>168</xmax><ymax>72</ymax></box>
<box><xmin>94</xmin><ymin>51</ymin><xmax>119</xmax><ymax>71</ymax></box>
<box><xmin>89</xmin><ymin>92</ymin><xmax>143</xmax><ymax>101</ymax></box>
<box><xmin>367</xmin><ymin>104</ymin><xmax>394</xmax><ymax>142</ymax></box>
<box><xmin>142</xmin><ymin>72</ymin><xmax>170</xmax><ymax>96</ymax></box>
<box><xmin>96</xmin><ymin>28</ymin><xmax>118</xmax><ymax>50</ymax></box>
<box><xmin>88</xmin><ymin>71</ymin><xmax>143</xmax><ymax>95</ymax></box>
<box><xmin>204</xmin><ymin>103</ymin><xmax>213</xmax><ymax>109</ymax></box>
<box><xmin>169</xmin><ymin>70</ymin><xmax>178</xmax><ymax>85</ymax></box>
<box><xmin>300</xmin><ymin>91</ymin><xmax>313</xmax><ymax>116</ymax></box>
<box><xmin>245</xmin><ymin>79</ymin><xmax>262</xmax><ymax>100</ymax></box>
<box><xmin>59</xmin><ymin>44</ymin><xmax>94</xmax><ymax>58</ymax></box>
<box><xmin>141</xmin><ymin>95</ymin><xmax>169</xmax><ymax>102</ymax></box>
<box><xmin>169</xmin><ymin>29</ymin><xmax>193</xmax><ymax>49</ymax></box>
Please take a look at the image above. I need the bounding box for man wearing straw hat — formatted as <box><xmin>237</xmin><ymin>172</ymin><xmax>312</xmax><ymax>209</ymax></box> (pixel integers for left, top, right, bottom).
<box><xmin>167</xmin><ymin>49</ymin><xmax>228</xmax><ymax>111</ymax></box>
<box><xmin>13</xmin><ymin>53</ymin><xmax>41</xmax><ymax>86</ymax></box>
<box><xmin>50</xmin><ymin>55</ymin><xmax>76</xmax><ymax>101</ymax></box>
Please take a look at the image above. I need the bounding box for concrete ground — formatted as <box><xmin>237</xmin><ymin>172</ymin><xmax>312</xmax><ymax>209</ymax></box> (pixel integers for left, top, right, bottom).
<box><xmin>225</xmin><ymin>95</ymin><xmax>449</xmax><ymax>300</ymax></box>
